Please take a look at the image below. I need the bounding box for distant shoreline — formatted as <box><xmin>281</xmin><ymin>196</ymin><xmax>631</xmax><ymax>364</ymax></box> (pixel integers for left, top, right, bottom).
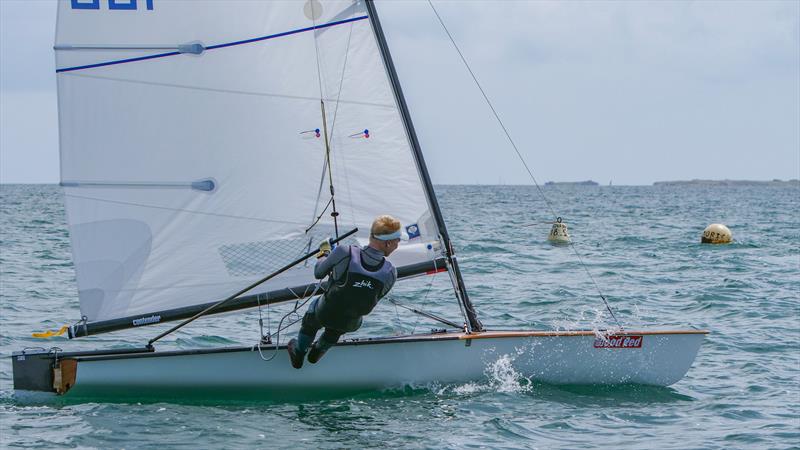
<box><xmin>652</xmin><ymin>179</ymin><xmax>799</xmax><ymax>187</ymax></box>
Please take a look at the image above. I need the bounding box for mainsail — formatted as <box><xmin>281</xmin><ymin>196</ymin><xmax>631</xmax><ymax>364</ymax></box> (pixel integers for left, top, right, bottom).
<box><xmin>55</xmin><ymin>0</ymin><xmax>459</xmax><ymax>335</ymax></box>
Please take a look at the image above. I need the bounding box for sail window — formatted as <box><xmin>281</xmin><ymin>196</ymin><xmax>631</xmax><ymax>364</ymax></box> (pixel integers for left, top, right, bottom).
<box><xmin>219</xmin><ymin>237</ymin><xmax>359</xmax><ymax>278</ymax></box>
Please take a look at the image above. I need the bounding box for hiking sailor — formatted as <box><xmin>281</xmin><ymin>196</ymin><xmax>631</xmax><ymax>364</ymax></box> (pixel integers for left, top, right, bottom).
<box><xmin>287</xmin><ymin>215</ymin><xmax>401</xmax><ymax>368</ymax></box>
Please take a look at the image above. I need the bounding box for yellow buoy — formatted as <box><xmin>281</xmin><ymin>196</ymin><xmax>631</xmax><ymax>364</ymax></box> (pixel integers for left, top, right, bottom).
<box><xmin>702</xmin><ymin>223</ymin><xmax>732</xmax><ymax>244</ymax></box>
<box><xmin>548</xmin><ymin>217</ymin><xmax>570</xmax><ymax>243</ymax></box>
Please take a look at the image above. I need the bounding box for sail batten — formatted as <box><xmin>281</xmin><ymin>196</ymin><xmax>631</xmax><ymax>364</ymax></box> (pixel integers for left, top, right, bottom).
<box><xmin>56</xmin><ymin>15</ymin><xmax>368</xmax><ymax>73</ymax></box>
<box><xmin>61</xmin><ymin>180</ymin><xmax>215</xmax><ymax>191</ymax></box>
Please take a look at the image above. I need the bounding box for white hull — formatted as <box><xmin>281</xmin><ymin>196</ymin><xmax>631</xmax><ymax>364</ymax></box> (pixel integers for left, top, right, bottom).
<box><xmin>14</xmin><ymin>329</ymin><xmax>707</xmax><ymax>400</ymax></box>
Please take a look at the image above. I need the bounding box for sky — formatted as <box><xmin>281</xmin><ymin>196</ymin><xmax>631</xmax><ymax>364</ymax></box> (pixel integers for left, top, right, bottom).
<box><xmin>1</xmin><ymin>0</ymin><xmax>798</xmax><ymax>185</ymax></box>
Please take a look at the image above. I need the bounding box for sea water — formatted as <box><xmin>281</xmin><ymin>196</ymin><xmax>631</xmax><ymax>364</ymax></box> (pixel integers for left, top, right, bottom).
<box><xmin>1</xmin><ymin>184</ymin><xmax>798</xmax><ymax>449</ymax></box>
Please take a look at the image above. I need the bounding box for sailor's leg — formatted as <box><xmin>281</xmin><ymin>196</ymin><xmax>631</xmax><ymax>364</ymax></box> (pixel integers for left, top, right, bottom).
<box><xmin>297</xmin><ymin>309</ymin><xmax>322</xmax><ymax>354</ymax></box>
<box><xmin>288</xmin><ymin>299</ymin><xmax>322</xmax><ymax>369</ymax></box>
<box><xmin>307</xmin><ymin>328</ymin><xmax>344</xmax><ymax>364</ymax></box>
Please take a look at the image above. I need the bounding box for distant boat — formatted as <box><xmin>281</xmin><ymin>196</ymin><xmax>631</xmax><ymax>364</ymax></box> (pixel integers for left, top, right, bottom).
<box><xmin>12</xmin><ymin>0</ymin><xmax>705</xmax><ymax>400</ymax></box>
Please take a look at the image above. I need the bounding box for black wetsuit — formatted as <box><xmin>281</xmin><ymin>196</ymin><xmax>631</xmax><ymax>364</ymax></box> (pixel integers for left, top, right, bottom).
<box><xmin>297</xmin><ymin>244</ymin><xmax>397</xmax><ymax>352</ymax></box>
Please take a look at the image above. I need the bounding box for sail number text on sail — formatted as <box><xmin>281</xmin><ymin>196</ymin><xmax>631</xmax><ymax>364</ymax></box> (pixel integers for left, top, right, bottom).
<box><xmin>71</xmin><ymin>0</ymin><xmax>154</xmax><ymax>10</ymax></box>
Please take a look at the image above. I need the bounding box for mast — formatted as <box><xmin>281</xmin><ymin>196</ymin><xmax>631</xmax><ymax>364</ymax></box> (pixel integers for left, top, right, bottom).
<box><xmin>364</xmin><ymin>0</ymin><xmax>482</xmax><ymax>332</ymax></box>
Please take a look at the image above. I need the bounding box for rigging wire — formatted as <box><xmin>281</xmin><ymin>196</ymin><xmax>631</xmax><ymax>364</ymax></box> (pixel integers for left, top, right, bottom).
<box><xmin>426</xmin><ymin>0</ymin><xmax>622</xmax><ymax>329</ymax></box>
<box><xmin>256</xmin><ymin>294</ymin><xmax>268</xmax><ymax>343</ymax></box>
<box><xmin>309</xmin><ymin>150</ymin><xmax>331</xmax><ymax>235</ymax></box>
<box><xmin>310</xmin><ymin>5</ymin><xmax>341</xmax><ymax>238</ymax></box>
<box><xmin>388</xmin><ymin>298</ymin><xmax>462</xmax><ymax>330</ymax></box>
<box><xmin>327</xmin><ymin>10</ymin><xmax>356</xmax><ymax>139</ymax></box>
<box><xmin>320</xmin><ymin>101</ymin><xmax>340</xmax><ymax>238</ymax></box>
<box><xmin>255</xmin><ymin>284</ymin><xmax>319</xmax><ymax>361</ymax></box>
<box><xmin>305</xmin><ymin>196</ymin><xmax>334</xmax><ymax>233</ymax></box>
<box><xmin>387</xmin><ymin>260</ymin><xmax>445</xmax><ymax>334</ymax></box>
<box><xmin>444</xmin><ymin>256</ymin><xmax>469</xmax><ymax>330</ymax></box>
<box><xmin>328</xmin><ymin>17</ymin><xmax>359</xmax><ymax>232</ymax></box>
<box><xmin>411</xmin><ymin>258</ymin><xmax>447</xmax><ymax>333</ymax></box>
<box><xmin>304</xmin><ymin>7</ymin><xmax>359</xmax><ymax>241</ymax></box>
<box><xmin>310</xmin><ymin>4</ymin><xmax>326</xmax><ymax>104</ymax></box>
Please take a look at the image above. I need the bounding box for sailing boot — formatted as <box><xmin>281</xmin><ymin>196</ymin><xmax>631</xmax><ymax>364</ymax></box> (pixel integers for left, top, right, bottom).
<box><xmin>287</xmin><ymin>338</ymin><xmax>306</xmax><ymax>369</ymax></box>
<box><xmin>307</xmin><ymin>341</ymin><xmax>330</xmax><ymax>364</ymax></box>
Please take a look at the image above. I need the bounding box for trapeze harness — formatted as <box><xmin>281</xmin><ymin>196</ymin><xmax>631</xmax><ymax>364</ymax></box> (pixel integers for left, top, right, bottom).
<box><xmin>313</xmin><ymin>245</ymin><xmax>395</xmax><ymax>333</ymax></box>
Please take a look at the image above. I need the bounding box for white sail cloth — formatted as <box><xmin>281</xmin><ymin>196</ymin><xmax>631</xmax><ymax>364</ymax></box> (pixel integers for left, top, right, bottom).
<box><xmin>55</xmin><ymin>0</ymin><xmax>440</xmax><ymax>323</ymax></box>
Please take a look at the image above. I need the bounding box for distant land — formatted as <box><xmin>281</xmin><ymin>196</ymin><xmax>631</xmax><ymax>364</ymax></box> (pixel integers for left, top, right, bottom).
<box><xmin>537</xmin><ymin>179</ymin><xmax>799</xmax><ymax>187</ymax></box>
<box><xmin>544</xmin><ymin>180</ymin><xmax>599</xmax><ymax>186</ymax></box>
<box><xmin>653</xmin><ymin>179</ymin><xmax>799</xmax><ymax>187</ymax></box>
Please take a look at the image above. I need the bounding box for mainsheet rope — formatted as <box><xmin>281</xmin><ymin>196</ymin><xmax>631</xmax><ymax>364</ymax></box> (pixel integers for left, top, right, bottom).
<box><xmin>255</xmin><ymin>283</ymin><xmax>320</xmax><ymax>361</ymax></box>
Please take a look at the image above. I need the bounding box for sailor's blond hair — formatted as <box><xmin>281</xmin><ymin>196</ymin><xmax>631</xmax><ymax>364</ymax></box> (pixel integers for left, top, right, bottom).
<box><xmin>370</xmin><ymin>215</ymin><xmax>401</xmax><ymax>237</ymax></box>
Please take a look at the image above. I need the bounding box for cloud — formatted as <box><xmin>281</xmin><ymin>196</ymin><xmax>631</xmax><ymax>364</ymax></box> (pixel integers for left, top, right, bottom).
<box><xmin>0</xmin><ymin>0</ymin><xmax>797</xmax><ymax>184</ymax></box>
<box><xmin>380</xmin><ymin>0</ymin><xmax>800</xmax><ymax>184</ymax></box>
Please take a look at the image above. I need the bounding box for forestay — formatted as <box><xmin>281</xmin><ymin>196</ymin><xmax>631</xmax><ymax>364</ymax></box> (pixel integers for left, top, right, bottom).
<box><xmin>55</xmin><ymin>0</ymin><xmax>442</xmax><ymax>325</ymax></box>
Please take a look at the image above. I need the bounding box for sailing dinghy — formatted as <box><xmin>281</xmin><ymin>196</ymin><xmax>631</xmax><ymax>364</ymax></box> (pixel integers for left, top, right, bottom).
<box><xmin>12</xmin><ymin>0</ymin><xmax>706</xmax><ymax>399</ymax></box>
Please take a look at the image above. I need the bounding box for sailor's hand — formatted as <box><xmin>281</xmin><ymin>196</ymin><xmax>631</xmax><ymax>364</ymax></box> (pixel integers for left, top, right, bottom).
<box><xmin>316</xmin><ymin>239</ymin><xmax>332</xmax><ymax>259</ymax></box>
